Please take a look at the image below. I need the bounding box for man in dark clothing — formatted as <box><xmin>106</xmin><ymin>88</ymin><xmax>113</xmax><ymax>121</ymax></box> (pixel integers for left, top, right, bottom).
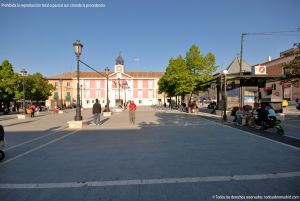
<box><xmin>92</xmin><ymin>99</ymin><xmax>102</xmax><ymax>125</ymax></box>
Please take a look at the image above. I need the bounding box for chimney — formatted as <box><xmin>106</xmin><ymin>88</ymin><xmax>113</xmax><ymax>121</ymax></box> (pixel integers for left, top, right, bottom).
<box><xmin>268</xmin><ymin>56</ymin><xmax>272</xmax><ymax>62</ymax></box>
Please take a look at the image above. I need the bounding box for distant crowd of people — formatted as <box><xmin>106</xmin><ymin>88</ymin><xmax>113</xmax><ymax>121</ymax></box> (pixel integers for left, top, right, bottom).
<box><xmin>233</xmin><ymin>103</ymin><xmax>277</xmax><ymax>127</ymax></box>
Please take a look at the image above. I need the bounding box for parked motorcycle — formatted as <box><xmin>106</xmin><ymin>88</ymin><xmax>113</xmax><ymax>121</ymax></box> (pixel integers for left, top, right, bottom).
<box><xmin>261</xmin><ymin>118</ymin><xmax>284</xmax><ymax>136</ymax></box>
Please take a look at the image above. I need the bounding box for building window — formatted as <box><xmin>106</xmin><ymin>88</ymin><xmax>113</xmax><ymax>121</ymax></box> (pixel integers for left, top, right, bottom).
<box><xmin>86</xmin><ymin>100</ymin><xmax>90</xmax><ymax>104</ymax></box>
<box><xmin>148</xmin><ymin>80</ymin><xmax>153</xmax><ymax>88</ymax></box>
<box><xmin>139</xmin><ymin>100</ymin><xmax>142</xmax><ymax>104</ymax></box>
<box><xmin>127</xmin><ymin>89</ymin><xmax>132</xmax><ymax>99</ymax></box>
<box><xmin>54</xmin><ymin>92</ymin><xmax>58</xmax><ymax>100</ymax></box>
<box><xmin>92</xmin><ymin>100</ymin><xmax>95</xmax><ymax>104</ymax></box>
<box><xmin>54</xmin><ymin>82</ymin><xmax>58</xmax><ymax>88</ymax></box>
<box><xmin>138</xmin><ymin>89</ymin><xmax>142</xmax><ymax>98</ymax></box>
<box><xmin>85</xmin><ymin>90</ymin><xmax>90</xmax><ymax>98</ymax></box>
<box><xmin>96</xmin><ymin>80</ymin><xmax>100</xmax><ymax>88</ymax></box>
<box><xmin>85</xmin><ymin>80</ymin><xmax>90</xmax><ymax>89</ymax></box>
<box><xmin>148</xmin><ymin>89</ymin><xmax>153</xmax><ymax>98</ymax></box>
<box><xmin>138</xmin><ymin>80</ymin><xmax>143</xmax><ymax>89</ymax></box>
<box><xmin>66</xmin><ymin>82</ymin><xmax>71</xmax><ymax>88</ymax></box>
<box><xmin>66</xmin><ymin>92</ymin><xmax>71</xmax><ymax>101</ymax></box>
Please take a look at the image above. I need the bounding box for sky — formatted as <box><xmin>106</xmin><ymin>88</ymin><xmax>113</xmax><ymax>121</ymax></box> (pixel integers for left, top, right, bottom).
<box><xmin>0</xmin><ymin>0</ymin><xmax>300</xmax><ymax>77</ymax></box>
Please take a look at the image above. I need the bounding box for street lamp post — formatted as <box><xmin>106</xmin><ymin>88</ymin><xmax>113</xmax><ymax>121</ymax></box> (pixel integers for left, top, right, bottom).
<box><xmin>239</xmin><ymin>33</ymin><xmax>246</xmax><ymax>108</ymax></box>
<box><xmin>118</xmin><ymin>78</ymin><xmax>121</xmax><ymax>105</ymax></box>
<box><xmin>105</xmin><ymin>67</ymin><xmax>110</xmax><ymax>112</ymax></box>
<box><xmin>59</xmin><ymin>79</ymin><xmax>63</xmax><ymax>110</ymax></box>
<box><xmin>20</xmin><ymin>69</ymin><xmax>27</xmax><ymax>114</ymax></box>
<box><xmin>223</xmin><ymin>70</ymin><xmax>228</xmax><ymax>121</ymax></box>
<box><xmin>80</xmin><ymin>84</ymin><xmax>83</xmax><ymax>108</ymax></box>
<box><xmin>73</xmin><ymin>40</ymin><xmax>83</xmax><ymax>121</ymax></box>
<box><xmin>124</xmin><ymin>85</ymin><xmax>129</xmax><ymax>106</ymax></box>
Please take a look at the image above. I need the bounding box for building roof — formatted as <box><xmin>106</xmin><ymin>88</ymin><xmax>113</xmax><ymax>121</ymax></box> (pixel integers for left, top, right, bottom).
<box><xmin>47</xmin><ymin>72</ymin><xmax>105</xmax><ymax>79</ymax></box>
<box><xmin>126</xmin><ymin>72</ymin><xmax>164</xmax><ymax>78</ymax></box>
<box><xmin>259</xmin><ymin>54</ymin><xmax>295</xmax><ymax>67</ymax></box>
<box><xmin>226</xmin><ymin>56</ymin><xmax>251</xmax><ymax>74</ymax></box>
<box><xmin>115</xmin><ymin>55</ymin><xmax>124</xmax><ymax>65</ymax></box>
<box><xmin>48</xmin><ymin>71</ymin><xmax>164</xmax><ymax>80</ymax></box>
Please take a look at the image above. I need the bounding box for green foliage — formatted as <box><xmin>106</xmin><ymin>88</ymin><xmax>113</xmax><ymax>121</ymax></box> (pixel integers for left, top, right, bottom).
<box><xmin>159</xmin><ymin>56</ymin><xmax>195</xmax><ymax>97</ymax></box>
<box><xmin>26</xmin><ymin>73</ymin><xmax>55</xmax><ymax>102</ymax></box>
<box><xmin>283</xmin><ymin>50</ymin><xmax>300</xmax><ymax>77</ymax></box>
<box><xmin>0</xmin><ymin>60</ymin><xmax>54</xmax><ymax>105</ymax></box>
<box><xmin>0</xmin><ymin>60</ymin><xmax>22</xmax><ymax>102</ymax></box>
<box><xmin>186</xmin><ymin>44</ymin><xmax>218</xmax><ymax>86</ymax></box>
<box><xmin>158</xmin><ymin>44</ymin><xmax>218</xmax><ymax>97</ymax></box>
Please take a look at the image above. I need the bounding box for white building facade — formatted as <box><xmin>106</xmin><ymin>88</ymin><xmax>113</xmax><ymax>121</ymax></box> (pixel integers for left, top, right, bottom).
<box><xmin>47</xmin><ymin>57</ymin><xmax>164</xmax><ymax>109</ymax></box>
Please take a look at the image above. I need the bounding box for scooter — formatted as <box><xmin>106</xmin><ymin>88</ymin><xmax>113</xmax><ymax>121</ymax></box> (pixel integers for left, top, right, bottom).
<box><xmin>0</xmin><ymin>125</ymin><xmax>5</xmax><ymax>161</ymax></box>
<box><xmin>261</xmin><ymin>118</ymin><xmax>284</xmax><ymax>136</ymax></box>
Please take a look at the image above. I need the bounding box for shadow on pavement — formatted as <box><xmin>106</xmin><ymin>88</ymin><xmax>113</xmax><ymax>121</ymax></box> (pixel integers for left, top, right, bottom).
<box><xmin>4</xmin><ymin>120</ymin><xmax>37</xmax><ymax>127</ymax></box>
<box><xmin>138</xmin><ymin>112</ymin><xmax>202</xmax><ymax>128</ymax></box>
<box><xmin>199</xmin><ymin>112</ymin><xmax>300</xmax><ymax>149</ymax></box>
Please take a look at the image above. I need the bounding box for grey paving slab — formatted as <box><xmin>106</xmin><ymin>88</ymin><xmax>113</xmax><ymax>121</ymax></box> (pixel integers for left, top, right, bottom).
<box><xmin>1</xmin><ymin>178</ymin><xmax>299</xmax><ymax>201</ymax></box>
<box><xmin>0</xmin><ymin>109</ymin><xmax>300</xmax><ymax>201</ymax></box>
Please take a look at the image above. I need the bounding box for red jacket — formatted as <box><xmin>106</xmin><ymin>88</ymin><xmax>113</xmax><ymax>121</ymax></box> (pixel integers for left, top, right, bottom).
<box><xmin>129</xmin><ymin>103</ymin><xmax>136</xmax><ymax>111</ymax></box>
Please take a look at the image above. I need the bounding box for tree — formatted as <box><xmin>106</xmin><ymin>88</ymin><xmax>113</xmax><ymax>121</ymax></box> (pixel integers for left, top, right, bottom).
<box><xmin>0</xmin><ymin>60</ymin><xmax>22</xmax><ymax>110</ymax></box>
<box><xmin>283</xmin><ymin>48</ymin><xmax>300</xmax><ymax>78</ymax></box>
<box><xmin>26</xmin><ymin>73</ymin><xmax>54</xmax><ymax>103</ymax></box>
<box><xmin>158</xmin><ymin>44</ymin><xmax>218</xmax><ymax>104</ymax></box>
<box><xmin>159</xmin><ymin>56</ymin><xmax>195</xmax><ymax>97</ymax></box>
<box><xmin>185</xmin><ymin>44</ymin><xmax>218</xmax><ymax>89</ymax></box>
<box><xmin>0</xmin><ymin>60</ymin><xmax>55</xmax><ymax>112</ymax></box>
<box><xmin>158</xmin><ymin>67</ymin><xmax>175</xmax><ymax>97</ymax></box>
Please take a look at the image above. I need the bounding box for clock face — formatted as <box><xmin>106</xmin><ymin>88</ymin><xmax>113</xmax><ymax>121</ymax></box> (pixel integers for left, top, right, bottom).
<box><xmin>117</xmin><ymin>66</ymin><xmax>122</xmax><ymax>72</ymax></box>
<box><xmin>259</xmin><ymin>66</ymin><xmax>265</xmax><ymax>73</ymax></box>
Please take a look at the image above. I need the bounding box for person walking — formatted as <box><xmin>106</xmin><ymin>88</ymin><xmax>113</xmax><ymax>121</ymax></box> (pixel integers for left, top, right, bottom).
<box><xmin>92</xmin><ymin>99</ymin><xmax>102</xmax><ymax>125</ymax></box>
<box><xmin>129</xmin><ymin>100</ymin><xmax>136</xmax><ymax>124</ymax></box>
<box><xmin>30</xmin><ymin>104</ymin><xmax>35</xmax><ymax>118</ymax></box>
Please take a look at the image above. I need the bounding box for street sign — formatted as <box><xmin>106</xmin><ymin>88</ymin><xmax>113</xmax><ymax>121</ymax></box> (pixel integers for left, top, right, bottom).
<box><xmin>252</xmin><ymin>65</ymin><xmax>267</xmax><ymax>75</ymax></box>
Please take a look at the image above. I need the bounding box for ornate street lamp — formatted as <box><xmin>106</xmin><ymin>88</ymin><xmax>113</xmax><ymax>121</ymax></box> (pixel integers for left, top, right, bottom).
<box><xmin>124</xmin><ymin>84</ymin><xmax>129</xmax><ymax>106</ymax></box>
<box><xmin>80</xmin><ymin>84</ymin><xmax>83</xmax><ymax>108</ymax></box>
<box><xmin>118</xmin><ymin>78</ymin><xmax>121</xmax><ymax>106</ymax></box>
<box><xmin>73</xmin><ymin>40</ymin><xmax>83</xmax><ymax>121</ymax></box>
<box><xmin>105</xmin><ymin>66</ymin><xmax>110</xmax><ymax>112</ymax></box>
<box><xmin>20</xmin><ymin>68</ymin><xmax>27</xmax><ymax>114</ymax></box>
<box><xmin>223</xmin><ymin>69</ymin><xmax>228</xmax><ymax>121</ymax></box>
<box><xmin>59</xmin><ymin>79</ymin><xmax>63</xmax><ymax>110</ymax></box>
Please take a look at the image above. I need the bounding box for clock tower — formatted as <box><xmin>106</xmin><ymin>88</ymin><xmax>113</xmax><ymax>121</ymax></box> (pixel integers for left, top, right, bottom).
<box><xmin>115</xmin><ymin>54</ymin><xmax>125</xmax><ymax>73</ymax></box>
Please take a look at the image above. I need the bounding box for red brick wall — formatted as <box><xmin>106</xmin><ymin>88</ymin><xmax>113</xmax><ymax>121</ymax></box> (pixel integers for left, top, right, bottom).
<box><xmin>266</xmin><ymin>63</ymin><xmax>283</xmax><ymax>76</ymax></box>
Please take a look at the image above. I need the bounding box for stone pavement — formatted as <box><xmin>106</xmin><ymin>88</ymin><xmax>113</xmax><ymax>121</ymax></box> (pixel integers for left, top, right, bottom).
<box><xmin>0</xmin><ymin>107</ymin><xmax>164</xmax><ymax>131</ymax></box>
<box><xmin>0</xmin><ymin>109</ymin><xmax>93</xmax><ymax>132</ymax></box>
<box><xmin>0</xmin><ymin>107</ymin><xmax>300</xmax><ymax>201</ymax></box>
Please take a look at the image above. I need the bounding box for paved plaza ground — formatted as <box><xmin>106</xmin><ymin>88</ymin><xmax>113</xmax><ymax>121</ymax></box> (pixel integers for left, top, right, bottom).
<box><xmin>0</xmin><ymin>107</ymin><xmax>300</xmax><ymax>201</ymax></box>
